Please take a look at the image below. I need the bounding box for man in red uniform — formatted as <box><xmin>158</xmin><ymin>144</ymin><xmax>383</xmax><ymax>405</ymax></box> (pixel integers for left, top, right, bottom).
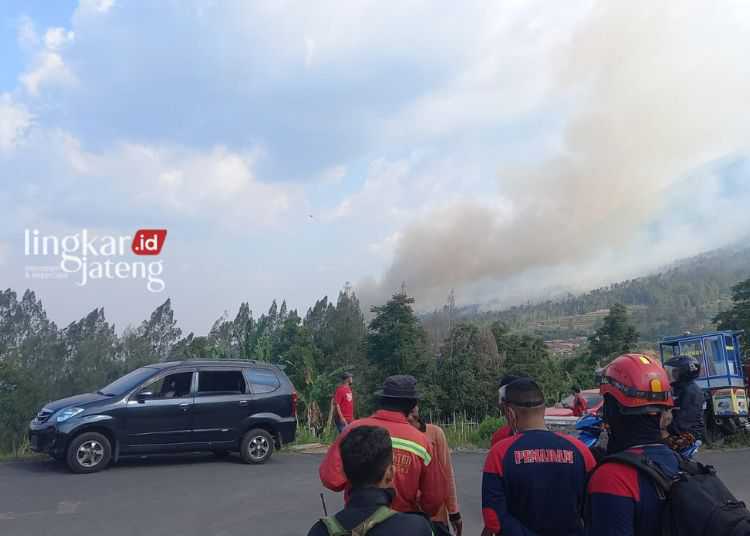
<box><xmin>333</xmin><ymin>372</ymin><xmax>354</xmax><ymax>433</ymax></box>
<box><xmin>482</xmin><ymin>379</ymin><xmax>595</xmax><ymax>536</ymax></box>
<box><xmin>407</xmin><ymin>410</ymin><xmax>463</xmax><ymax>536</ymax></box>
<box><xmin>491</xmin><ymin>374</ymin><xmax>522</xmax><ymax>446</ymax></box>
<box><xmin>571</xmin><ymin>386</ymin><xmax>588</xmax><ymax>417</ymax></box>
<box><xmin>320</xmin><ymin>375</ymin><xmax>447</xmax><ymax>516</ymax></box>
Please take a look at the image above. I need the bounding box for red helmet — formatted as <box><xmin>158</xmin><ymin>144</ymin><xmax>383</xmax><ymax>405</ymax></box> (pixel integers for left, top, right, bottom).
<box><xmin>600</xmin><ymin>354</ymin><xmax>673</xmax><ymax>414</ymax></box>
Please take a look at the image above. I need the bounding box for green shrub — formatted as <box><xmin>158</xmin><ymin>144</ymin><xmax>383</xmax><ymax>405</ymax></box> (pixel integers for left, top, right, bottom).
<box><xmin>476</xmin><ymin>416</ymin><xmax>505</xmax><ymax>441</ymax></box>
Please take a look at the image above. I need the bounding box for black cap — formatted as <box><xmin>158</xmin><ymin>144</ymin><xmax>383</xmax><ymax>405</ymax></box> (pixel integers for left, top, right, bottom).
<box><xmin>375</xmin><ymin>375</ymin><xmax>421</xmax><ymax>400</ymax></box>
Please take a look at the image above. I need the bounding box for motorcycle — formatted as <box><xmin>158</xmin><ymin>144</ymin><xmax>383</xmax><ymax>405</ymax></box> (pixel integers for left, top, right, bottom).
<box><xmin>576</xmin><ymin>413</ymin><xmax>603</xmax><ymax>449</ymax></box>
<box><xmin>575</xmin><ymin>413</ymin><xmax>701</xmax><ymax>458</ymax></box>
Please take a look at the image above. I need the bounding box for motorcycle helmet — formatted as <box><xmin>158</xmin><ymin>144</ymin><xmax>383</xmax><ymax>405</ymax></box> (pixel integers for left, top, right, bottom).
<box><xmin>600</xmin><ymin>353</ymin><xmax>673</xmax><ymax>414</ymax></box>
<box><xmin>664</xmin><ymin>355</ymin><xmax>701</xmax><ymax>384</ymax></box>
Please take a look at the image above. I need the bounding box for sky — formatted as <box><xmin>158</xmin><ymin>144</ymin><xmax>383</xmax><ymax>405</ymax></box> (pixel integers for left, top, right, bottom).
<box><xmin>1</xmin><ymin>0</ymin><xmax>749</xmax><ymax>334</ymax></box>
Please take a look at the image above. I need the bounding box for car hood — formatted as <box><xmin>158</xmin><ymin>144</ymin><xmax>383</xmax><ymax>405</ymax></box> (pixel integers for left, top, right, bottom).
<box><xmin>545</xmin><ymin>407</ymin><xmax>573</xmax><ymax>417</ymax></box>
<box><xmin>42</xmin><ymin>393</ymin><xmax>111</xmax><ymax>413</ymax></box>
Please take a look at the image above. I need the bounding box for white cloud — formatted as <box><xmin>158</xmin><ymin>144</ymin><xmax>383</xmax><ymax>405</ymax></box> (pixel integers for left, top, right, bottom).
<box><xmin>17</xmin><ymin>19</ymin><xmax>77</xmax><ymax>97</ymax></box>
<box><xmin>0</xmin><ymin>94</ymin><xmax>33</xmax><ymax>154</ymax></box>
<box><xmin>78</xmin><ymin>0</ymin><xmax>115</xmax><ymax>15</ymax></box>
<box><xmin>17</xmin><ymin>16</ymin><xmax>39</xmax><ymax>51</ymax></box>
<box><xmin>56</xmin><ymin>135</ymin><xmax>300</xmax><ymax>229</ymax></box>
<box><xmin>44</xmin><ymin>28</ymin><xmax>75</xmax><ymax>50</ymax></box>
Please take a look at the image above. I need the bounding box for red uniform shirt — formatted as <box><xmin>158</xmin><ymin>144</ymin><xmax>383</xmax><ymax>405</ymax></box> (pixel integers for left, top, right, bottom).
<box><xmin>319</xmin><ymin>409</ymin><xmax>448</xmax><ymax>516</ymax></box>
<box><xmin>572</xmin><ymin>394</ymin><xmax>588</xmax><ymax>417</ymax></box>
<box><xmin>491</xmin><ymin>425</ymin><xmax>513</xmax><ymax>446</ymax></box>
<box><xmin>334</xmin><ymin>385</ymin><xmax>354</xmax><ymax>422</ymax></box>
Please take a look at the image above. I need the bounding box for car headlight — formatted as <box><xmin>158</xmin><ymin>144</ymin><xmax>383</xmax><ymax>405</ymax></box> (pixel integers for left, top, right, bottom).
<box><xmin>56</xmin><ymin>407</ymin><xmax>84</xmax><ymax>422</ymax></box>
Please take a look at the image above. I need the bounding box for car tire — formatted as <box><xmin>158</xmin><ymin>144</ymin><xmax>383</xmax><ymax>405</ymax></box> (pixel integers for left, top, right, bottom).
<box><xmin>240</xmin><ymin>429</ymin><xmax>274</xmax><ymax>464</ymax></box>
<box><xmin>66</xmin><ymin>432</ymin><xmax>112</xmax><ymax>474</ymax></box>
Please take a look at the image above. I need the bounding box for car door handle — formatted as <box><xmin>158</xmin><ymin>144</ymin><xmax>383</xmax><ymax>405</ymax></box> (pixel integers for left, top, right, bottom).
<box><xmin>239</xmin><ymin>400</ymin><xmax>249</xmax><ymax>406</ymax></box>
<box><xmin>179</xmin><ymin>402</ymin><xmax>191</xmax><ymax>411</ymax></box>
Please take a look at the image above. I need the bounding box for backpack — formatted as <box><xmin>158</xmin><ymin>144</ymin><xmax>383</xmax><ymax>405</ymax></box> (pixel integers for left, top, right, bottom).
<box><xmin>598</xmin><ymin>451</ymin><xmax>750</xmax><ymax>536</ymax></box>
<box><xmin>320</xmin><ymin>506</ymin><xmax>397</xmax><ymax>536</ymax></box>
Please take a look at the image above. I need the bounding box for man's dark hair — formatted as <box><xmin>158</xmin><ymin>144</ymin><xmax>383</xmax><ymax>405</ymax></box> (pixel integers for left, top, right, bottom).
<box><xmin>505</xmin><ymin>378</ymin><xmax>545</xmax><ymax>408</ymax></box>
<box><xmin>342</xmin><ymin>372</ymin><xmax>353</xmax><ymax>381</ymax></box>
<box><xmin>571</xmin><ymin>386</ymin><xmax>581</xmax><ymax>394</ymax></box>
<box><xmin>379</xmin><ymin>397</ymin><xmax>418</xmax><ymax>416</ymax></box>
<box><xmin>500</xmin><ymin>374</ymin><xmax>522</xmax><ymax>388</ymax></box>
<box><xmin>340</xmin><ymin>426</ymin><xmax>393</xmax><ymax>488</ymax></box>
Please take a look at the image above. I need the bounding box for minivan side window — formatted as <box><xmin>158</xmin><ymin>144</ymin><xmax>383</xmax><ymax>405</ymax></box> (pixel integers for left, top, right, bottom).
<box><xmin>139</xmin><ymin>371</ymin><xmax>193</xmax><ymax>399</ymax></box>
<box><xmin>197</xmin><ymin>370</ymin><xmax>247</xmax><ymax>396</ymax></box>
<box><xmin>248</xmin><ymin>369</ymin><xmax>280</xmax><ymax>394</ymax></box>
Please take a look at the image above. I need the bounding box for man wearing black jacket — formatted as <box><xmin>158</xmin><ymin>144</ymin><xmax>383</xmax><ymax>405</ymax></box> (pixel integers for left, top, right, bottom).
<box><xmin>307</xmin><ymin>425</ymin><xmax>433</xmax><ymax>536</ymax></box>
<box><xmin>665</xmin><ymin>356</ymin><xmax>705</xmax><ymax>440</ymax></box>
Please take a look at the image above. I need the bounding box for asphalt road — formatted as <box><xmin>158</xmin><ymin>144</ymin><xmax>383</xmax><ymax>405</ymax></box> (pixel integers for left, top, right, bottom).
<box><xmin>1</xmin><ymin>449</ymin><xmax>749</xmax><ymax>536</ymax></box>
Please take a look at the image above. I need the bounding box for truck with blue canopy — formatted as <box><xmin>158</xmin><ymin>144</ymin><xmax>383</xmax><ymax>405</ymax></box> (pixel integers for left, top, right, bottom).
<box><xmin>660</xmin><ymin>330</ymin><xmax>748</xmax><ymax>443</ymax></box>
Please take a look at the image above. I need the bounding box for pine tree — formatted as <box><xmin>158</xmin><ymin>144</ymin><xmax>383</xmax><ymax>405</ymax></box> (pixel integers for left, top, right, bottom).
<box><xmin>366</xmin><ymin>292</ymin><xmax>431</xmax><ymax>401</ymax></box>
<box><xmin>60</xmin><ymin>308</ymin><xmax>118</xmax><ymax>395</ymax></box>
<box><xmin>714</xmin><ymin>278</ymin><xmax>750</xmax><ymax>359</ymax></box>
<box><xmin>588</xmin><ymin>303</ymin><xmax>639</xmax><ymax>361</ymax></box>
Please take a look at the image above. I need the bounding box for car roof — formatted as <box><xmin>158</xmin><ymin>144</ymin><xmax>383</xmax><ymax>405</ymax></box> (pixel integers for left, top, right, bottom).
<box><xmin>661</xmin><ymin>330</ymin><xmax>743</xmax><ymax>342</ymax></box>
<box><xmin>161</xmin><ymin>359</ymin><xmax>279</xmax><ymax>370</ymax></box>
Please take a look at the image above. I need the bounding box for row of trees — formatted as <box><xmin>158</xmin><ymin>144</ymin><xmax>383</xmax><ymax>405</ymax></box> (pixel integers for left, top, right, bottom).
<box><xmin>473</xmin><ymin>246</ymin><xmax>750</xmax><ymax>340</ymax></box>
<box><xmin>2</xmin><ymin>272</ymin><xmax>748</xmax><ymax>454</ymax></box>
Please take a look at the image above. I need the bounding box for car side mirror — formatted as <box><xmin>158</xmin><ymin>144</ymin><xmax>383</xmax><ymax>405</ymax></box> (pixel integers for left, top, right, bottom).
<box><xmin>137</xmin><ymin>391</ymin><xmax>154</xmax><ymax>403</ymax></box>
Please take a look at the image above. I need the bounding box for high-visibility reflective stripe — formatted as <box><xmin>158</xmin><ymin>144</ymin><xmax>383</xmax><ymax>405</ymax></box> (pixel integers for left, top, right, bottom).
<box><xmin>391</xmin><ymin>437</ymin><xmax>432</xmax><ymax>466</ymax></box>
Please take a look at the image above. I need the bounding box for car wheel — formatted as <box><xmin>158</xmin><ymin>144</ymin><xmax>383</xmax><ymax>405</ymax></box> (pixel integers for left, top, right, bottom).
<box><xmin>240</xmin><ymin>429</ymin><xmax>274</xmax><ymax>464</ymax></box>
<box><xmin>66</xmin><ymin>432</ymin><xmax>112</xmax><ymax>474</ymax></box>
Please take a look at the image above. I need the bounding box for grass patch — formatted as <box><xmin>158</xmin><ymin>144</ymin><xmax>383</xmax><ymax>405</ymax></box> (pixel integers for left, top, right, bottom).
<box><xmin>440</xmin><ymin>416</ymin><xmax>504</xmax><ymax>450</ymax></box>
<box><xmin>289</xmin><ymin>426</ymin><xmax>337</xmax><ymax>448</ymax></box>
<box><xmin>0</xmin><ymin>442</ymin><xmax>43</xmax><ymax>462</ymax></box>
<box><xmin>289</xmin><ymin>416</ymin><xmax>506</xmax><ymax>450</ymax></box>
<box><xmin>722</xmin><ymin>431</ymin><xmax>750</xmax><ymax>449</ymax></box>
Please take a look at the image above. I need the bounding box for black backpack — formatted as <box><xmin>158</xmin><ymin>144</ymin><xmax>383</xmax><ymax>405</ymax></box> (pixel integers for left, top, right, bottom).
<box><xmin>597</xmin><ymin>451</ymin><xmax>750</xmax><ymax>536</ymax></box>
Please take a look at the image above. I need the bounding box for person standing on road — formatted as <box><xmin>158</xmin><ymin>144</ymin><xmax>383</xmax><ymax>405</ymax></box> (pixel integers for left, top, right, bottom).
<box><xmin>585</xmin><ymin>353</ymin><xmax>678</xmax><ymax>536</ymax></box>
<box><xmin>407</xmin><ymin>409</ymin><xmax>463</xmax><ymax>536</ymax></box>
<box><xmin>320</xmin><ymin>375</ymin><xmax>447</xmax><ymax>517</ymax></box>
<box><xmin>571</xmin><ymin>386</ymin><xmax>588</xmax><ymax>417</ymax></box>
<box><xmin>482</xmin><ymin>378</ymin><xmax>595</xmax><ymax>536</ymax></box>
<box><xmin>333</xmin><ymin>372</ymin><xmax>355</xmax><ymax>434</ymax></box>
<box><xmin>308</xmin><ymin>426</ymin><xmax>433</xmax><ymax>536</ymax></box>
<box><xmin>490</xmin><ymin>374</ymin><xmax>523</xmax><ymax>447</ymax></box>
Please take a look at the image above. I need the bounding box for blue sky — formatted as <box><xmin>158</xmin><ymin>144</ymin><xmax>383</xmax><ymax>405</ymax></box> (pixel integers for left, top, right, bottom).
<box><xmin>1</xmin><ymin>1</ymin><xmax>749</xmax><ymax>334</ymax></box>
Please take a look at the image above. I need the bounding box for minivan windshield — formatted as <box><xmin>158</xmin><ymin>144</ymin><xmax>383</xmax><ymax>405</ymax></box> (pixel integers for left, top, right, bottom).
<box><xmin>97</xmin><ymin>367</ymin><xmax>159</xmax><ymax>396</ymax></box>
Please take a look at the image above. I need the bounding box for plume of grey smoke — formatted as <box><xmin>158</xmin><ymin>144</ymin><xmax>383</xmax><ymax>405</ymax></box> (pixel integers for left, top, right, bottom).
<box><xmin>359</xmin><ymin>1</ymin><xmax>750</xmax><ymax>309</ymax></box>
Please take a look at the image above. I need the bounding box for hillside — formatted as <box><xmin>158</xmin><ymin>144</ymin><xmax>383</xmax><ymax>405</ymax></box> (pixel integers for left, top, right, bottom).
<box><xmin>458</xmin><ymin>245</ymin><xmax>750</xmax><ymax>342</ymax></box>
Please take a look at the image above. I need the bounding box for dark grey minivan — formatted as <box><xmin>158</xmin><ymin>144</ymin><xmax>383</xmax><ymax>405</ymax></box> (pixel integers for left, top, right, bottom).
<box><xmin>28</xmin><ymin>360</ymin><xmax>298</xmax><ymax>473</ymax></box>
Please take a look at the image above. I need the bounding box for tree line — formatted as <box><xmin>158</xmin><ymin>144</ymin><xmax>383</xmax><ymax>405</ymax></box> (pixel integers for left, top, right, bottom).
<box><xmin>2</xmin><ymin>272</ymin><xmax>749</xmax><ymax>454</ymax></box>
<box><xmin>462</xmin><ymin>246</ymin><xmax>750</xmax><ymax>340</ymax></box>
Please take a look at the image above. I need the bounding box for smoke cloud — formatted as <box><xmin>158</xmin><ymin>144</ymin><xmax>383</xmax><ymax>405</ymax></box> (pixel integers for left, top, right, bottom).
<box><xmin>360</xmin><ymin>1</ymin><xmax>750</xmax><ymax>308</ymax></box>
